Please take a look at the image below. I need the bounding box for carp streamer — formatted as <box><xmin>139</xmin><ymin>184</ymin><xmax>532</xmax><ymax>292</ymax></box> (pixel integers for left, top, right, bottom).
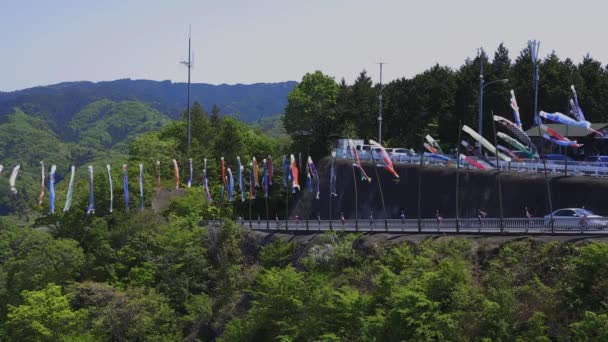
<box><xmin>49</xmin><ymin>165</ymin><xmax>56</xmax><ymax>214</ymax></box>
<box><xmin>227</xmin><ymin>167</ymin><xmax>234</xmax><ymax>202</ymax></box>
<box><xmin>237</xmin><ymin>157</ymin><xmax>245</xmax><ymax>202</ymax></box>
<box><xmin>172</xmin><ymin>159</ymin><xmax>180</xmax><ymax>189</ymax></box>
<box><xmin>539</xmin><ymin>111</ymin><xmax>602</xmax><ymax>136</ymax></box>
<box><xmin>540</xmin><ymin>124</ymin><xmax>582</xmax><ymax>147</ymax></box>
<box><xmin>107</xmin><ymin>164</ymin><xmax>114</xmax><ymax>213</ymax></box>
<box><xmin>493</xmin><ymin>115</ymin><xmax>535</xmax><ymax>149</ymax></box>
<box><xmin>87</xmin><ymin>165</ymin><xmax>95</xmax><ymax>214</ymax></box>
<box><xmin>203</xmin><ymin>159</ymin><xmax>212</xmax><ymax>202</ymax></box>
<box><xmin>38</xmin><ymin>161</ymin><xmax>45</xmax><ymax>205</ymax></box>
<box><xmin>307</xmin><ymin>156</ymin><xmax>321</xmax><ymax>199</ymax></box>
<box><xmin>462</xmin><ymin>125</ymin><xmax>511</xmax><ymax>162</ymax></box>
<box><xmin>497</xmin><ymin>132</ymin><xmax>537</xmax><ymax>159</ymax></box>
<box><xmin>570</xmin><ymin>85</ymin><xmax>586</xmax><ymax>122</ymax></box>
<box><xmin>369</xmin><ymin>139</ymin><xmax>400</xmax><ymax>178</ymax></box>
<box><xmin>139</xmin><ymin>163</ymin><xmax>144</xmax><ymax>210</ymax></box>
<box><xmin>9</xmin><ymin>165</ymin><xmax>20</xmax><ymax>195</ymax></box>
<box><xmin>329</xmin><ymin>154</ymin><xmax>337</xmax><ymax>197</ymax></box>
<box><xmin>252</xmin><ymin>157</ymin><xmax>259</xmax><ymax>188</ymax></box>
<box><xmin>290</xmin><ymin>154</ymin><xmax>300</xmax><ymax>193</ymax></box>
<box><xmin>262</xmin><ymin>159</ymin><xmax>269</xmax><ymax>198</ymax></box>
<box><xmin>510</xmin><ymin>90</ymin><xmax>523</xmax><ymax>129</ymax></box>
<box><xmin>349</xmin><ymin>139</ymin><xmax>371</xmax><ymax>182</ymax></box>
<box><xmin>123</xmin><ymin>164</ymin><xmax>129</xmax><ymax>211</ymax></box>
<box><xmin>63</xmin><ymin>166</ymin><xmax>75</xmax><ymax>212</ymax></box>
<box><xmin>282</xmin><ymin>155</ymin><xmax>290</xmax><ymax>187</ymax></box>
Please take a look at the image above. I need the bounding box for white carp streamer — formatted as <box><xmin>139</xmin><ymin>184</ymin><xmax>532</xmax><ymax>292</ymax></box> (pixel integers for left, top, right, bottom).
<box><xmin>63</xmin><ymin>166</ymin><xmax>75</xmax><ymax>212</ymax></box>
<box><xmin>139</xmin><ymin>163</ymin><xmax>144</xmax><ymax>210</ymax></box>
<box><xmin>38</xmin><ymin>161</ymin><xmax>45</xmax><ymax>205</ymax></box>
<box><xmin>172</xmin><ymin>159</ymin><xmax>180</xmax><ymax>189</ymax></box>
<box><xmin>49</xmin><ymin>165</ymin><xmax>57</xmax><ymax>214</ymax></box>
<box><xmin>9</xmin><ymin>165</ymin><xmax>20</xmax><ymax>194</ymax></box>
<box><xmin>87</xmin><ymin>165</ymin><xmax>95</xmax><ymax>214</ymax></box>
<box><xmin>107</xmin><ymin>164</ymin><xmax>114</xmax><ymax>213</ymax></box>
<box><xmin>0</xmin><ymin>165</ymin><xmax>3</xmax><ymax>175</ymax></box>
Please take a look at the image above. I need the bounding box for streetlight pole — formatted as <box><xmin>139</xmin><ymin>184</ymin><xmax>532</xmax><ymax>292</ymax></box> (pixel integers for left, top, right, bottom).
<box><xmin>478</xmin><ymin>51</ymin><xmax>484</xmax><ymax>155</ymax></box>
<box><xmin>378</xmin><ymin>62</ymin><xmax>386</xmax><ymax>144</ymax></box>
<box><xmin>477</xmin><ymin>49</ymin><xmax>509</xmax><ymax>154</ymax></box>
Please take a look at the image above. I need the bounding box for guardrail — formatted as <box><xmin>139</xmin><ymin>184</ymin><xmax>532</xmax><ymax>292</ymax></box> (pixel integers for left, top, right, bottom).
<box><xmin>240</xmin><ymin>217</ymin><xmax>608</xmax><ymax>234</ymax></box>
<box><xmin>334</xmin><ymin>148</ymin><xmax>608</xmax><ymax>177</ymax></box>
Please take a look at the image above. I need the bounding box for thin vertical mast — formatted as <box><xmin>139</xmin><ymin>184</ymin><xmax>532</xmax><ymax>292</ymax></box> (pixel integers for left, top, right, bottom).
<box><xmin>181</xmin><ymin>26</ymin><xmax>193</xmax><ymax>149</ymax></box>
<box><xmin>377</xmin><ymin>62</ymin><xmax>385</xmax><ymax>144</ymax></box>
<box><xmin>187</xmin><ymin>26</ymin><xmax>191</xmax><ymax>149</ymax></box>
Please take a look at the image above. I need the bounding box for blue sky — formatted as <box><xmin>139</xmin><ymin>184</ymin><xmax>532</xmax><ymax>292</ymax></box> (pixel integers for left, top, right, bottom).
<box><xmin>1</xmin><ymin>0</ymin><xmax>606</xmax><ymax>91</ymax></box>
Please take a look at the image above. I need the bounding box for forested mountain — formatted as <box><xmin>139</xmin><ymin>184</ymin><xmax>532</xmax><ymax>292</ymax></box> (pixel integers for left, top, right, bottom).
<box><xmin>0</xmin><ymin>79</ymin><xmax>297</xmax><ymax>135</ymax></box>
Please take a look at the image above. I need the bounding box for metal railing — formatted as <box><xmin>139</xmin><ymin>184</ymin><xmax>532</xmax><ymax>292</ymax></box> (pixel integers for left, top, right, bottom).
<box><xmin>240</xmin><ymin>217</ymin><xmax>608</xmax><ymax>234</ymax></box>
<box><xmin>334</xmin><ymin>148</ymin><xmax>608</xmax><ymax>178</ymax></box>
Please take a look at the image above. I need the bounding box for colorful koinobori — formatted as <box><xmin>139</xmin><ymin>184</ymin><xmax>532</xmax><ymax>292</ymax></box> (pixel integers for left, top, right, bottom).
<box><xmin>424</xmin><ymin>135</ymin><xmax>452</xmax><ymax>164</ymax></box>
<box><xmin>0</xmin><ymin>153</ymin><xmax>358</xmax><ymax>214</ymax></box>
<box><xmin>496</xmin><ymin>132</ymin><xmax>537</xmax><ymax>159</ymax></box>
<box><xmin>290</xmin><ymin>154</ymin><xmax>300</xmax><ymax>193</ymax></box>
<box><xmin>348</xmin><ymin>139</ymin><xmax>372</xmax><ymax>183</ymax></box>
<box><xmin>539</xmin><ymin>111</ymin><xmax>603</xmax><ymax>137</ymax></box>
<box><xmin>493</xmin><ymin>115</ymin><xmax>535</xmax><ymax>150</ymax></box>
<box><xmin>462</xmin><ymin>125</ymin><xmax>512</xmax><ymax>162</ymax></box>
<box><xmin>369</xmin><ymin>139</ymin><xmax>399</xmax><ymax>179</ymax></box>
<box><xmin>540</xmin><ymin>124</ymin><xmax>583</xmax><ymax>148</ymax></box>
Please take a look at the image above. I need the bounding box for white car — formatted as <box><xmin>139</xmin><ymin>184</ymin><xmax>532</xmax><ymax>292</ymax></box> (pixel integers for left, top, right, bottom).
<box><xmin>543</xmin><ymin>208</ymin><xmax>606</xmax><ymax>230</ymax></box>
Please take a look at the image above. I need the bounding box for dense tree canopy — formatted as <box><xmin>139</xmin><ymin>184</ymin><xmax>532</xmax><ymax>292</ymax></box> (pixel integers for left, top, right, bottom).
<box><xmin>284</xmin><ymin>43</ymin><xmax>608</xmax><ymax>155</ymax></box>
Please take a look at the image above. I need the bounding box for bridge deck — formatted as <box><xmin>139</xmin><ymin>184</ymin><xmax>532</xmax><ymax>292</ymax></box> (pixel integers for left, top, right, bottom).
<box><xmin>236</xmin><ymin>218</ymin><xmax>608</xmax><ymax>235</ymax></box>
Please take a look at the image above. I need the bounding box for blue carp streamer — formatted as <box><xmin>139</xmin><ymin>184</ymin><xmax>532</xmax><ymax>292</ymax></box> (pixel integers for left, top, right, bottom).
<box><xmin>227</xmin><ymin>167</ymin><xmax>234</xmax><ymax>202</ymax></box>
<box><xmin>307</xmin><ymin>156</ymin><xmax>320</xmax><ymax>199</ymax></box>
<box><xmin>282</xmin><ymin>155</ymin><xmax>289</xmax><ymax>187</ymax></box>
<box><xmin>123</xmin><ymin>164</ymin><xmax>129</xmax><ymax>211</ymax></box>
<box><xmin>262</xmin><ymin>159</ymin><xmax>269</xmax><ymax>198</ymax></box>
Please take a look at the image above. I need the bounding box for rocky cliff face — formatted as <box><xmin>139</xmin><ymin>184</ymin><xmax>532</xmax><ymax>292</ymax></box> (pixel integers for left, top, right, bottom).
<box><xmin>290</xmin><ymin>159</ymin><xmax>608</xmax><ymax>220</ymax></box>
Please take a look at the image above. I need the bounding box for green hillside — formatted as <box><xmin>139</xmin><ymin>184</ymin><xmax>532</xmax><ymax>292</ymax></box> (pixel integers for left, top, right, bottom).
<box><xmin>0</xmin><ymin>99</ymin><xmax>169</xmax><ymax>215</ymax></box>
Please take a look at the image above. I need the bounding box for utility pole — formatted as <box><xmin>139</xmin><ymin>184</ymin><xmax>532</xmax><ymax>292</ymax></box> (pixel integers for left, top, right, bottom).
<box><xmin>478</xmin><ymin>49</ymin><xmax>484</xmax><ymax>155</ymax></box>
<box><xmin>181</xmin><ymin>25</ymin><xmax>193</xmax><ymax>149</ymax></box>
<box><xmin>530</xmin><ymin>40</ymin><xmax>540</xmax><ymax>126</ymax></box>
<box><xmin>378</xmin><ymin>62</ymin><xmax>386</xmax><ymax>144</ymax></box>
